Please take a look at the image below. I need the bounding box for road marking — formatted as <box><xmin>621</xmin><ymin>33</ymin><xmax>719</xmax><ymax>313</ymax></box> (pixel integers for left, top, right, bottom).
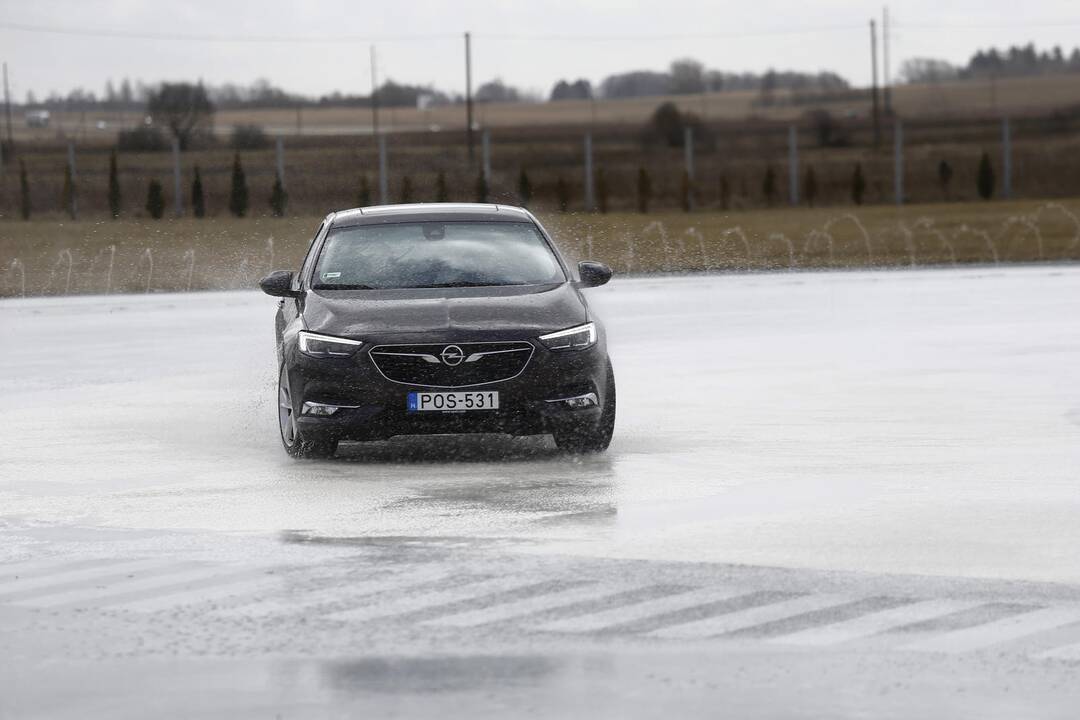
<box><xmin>532</xmin><ymin>586</ymin><xmax>746</xmax><ymax>634</ymax></box>
<box><xmin>1033</xmin><ymin>641</ymin><xmax>1080</xmax><ymax>661</ymax></box>
<box><xmin>648</xmin><ymin>593</ymin><xmax>853</xmax><ymax>640</ymax></box>
<box><xmin>11</xmin><ymin>565</ymin><xmax>234</xmax><ymax>608</ymax></box>
<box><xmin>112</xmin><ymin>572</ymin><xmax>281</xmax><ymax>613</ymax></box>
<box><xmin>213</xmin><ymin>568</ymin><xmax>452</xmax><ymax>618</ymax></box>
<box><xmin>899</xmin><ymin>606</ymin><xmax>1080</xmax><ymax>654</ymax></box>
<box><xmin>0</xmin><ymin>557</ymin><xmax>120</xmax><ymax>581</ymax></box>
<box><xmin>328</xmin><ymin>576</ymin><xmax>555</xmax><ymax>623</ymax></box>
<box><xmin>770</xmin><ymin>599</ymin><xmax>987</xmax><ymax>646</ymax></box>
<box><xmin>0</xmin><ymin>559</ymin><xmax>173</xmax><ymax>600</ymax></box>
<box><xmin>424</xmin><ymin>582</ymin><xmax>632</xmax><ymax>628</ymax></box>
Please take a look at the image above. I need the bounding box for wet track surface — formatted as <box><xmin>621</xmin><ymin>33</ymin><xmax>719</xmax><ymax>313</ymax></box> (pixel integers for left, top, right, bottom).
<box><xmin>2</xmin><ymin>267</ymin><xmax>1080</xmax><ymax>718</ymax></box>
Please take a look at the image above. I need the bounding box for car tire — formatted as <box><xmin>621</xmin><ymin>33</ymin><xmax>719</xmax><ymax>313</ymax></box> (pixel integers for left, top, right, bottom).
<box><xmin>278</xmin><ymin>364</ymin><xmax>338</xmax><ymax>459</ymax></box>
<box><xmin>553</xmin><ymin>361</ymin><xmax>616</xmax><ymax>453</ymax></box>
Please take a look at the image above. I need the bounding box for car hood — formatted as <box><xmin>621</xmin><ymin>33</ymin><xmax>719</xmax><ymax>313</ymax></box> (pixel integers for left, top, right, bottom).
<box><xmin>302</xmin><ymin>283</ymin><xmax>587</xmax><ymax>338</ymax></box>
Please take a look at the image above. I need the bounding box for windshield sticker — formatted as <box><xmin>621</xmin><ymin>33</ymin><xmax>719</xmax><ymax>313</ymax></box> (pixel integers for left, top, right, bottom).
<box><xmin>322</xmin><ymin>272</ymin><xmax>341</xmax><ymax>279</ymax></box>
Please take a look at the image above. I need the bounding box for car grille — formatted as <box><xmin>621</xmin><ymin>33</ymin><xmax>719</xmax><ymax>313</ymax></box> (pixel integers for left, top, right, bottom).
<box><xmin>368</xmin><ymin>342</ymin><xmax>534</xmax><ymax>388</ymax></box>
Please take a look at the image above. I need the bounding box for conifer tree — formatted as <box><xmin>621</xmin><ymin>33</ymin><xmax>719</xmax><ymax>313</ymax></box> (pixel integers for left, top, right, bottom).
<box><xmin>228</xmin><ymin>153</ymin><xmax>248</xmax><ymax>217</ymax></box>
<box><xmin>107</xmin><ymin>150</ymin><xmax>121</xmax><ymax>218</ymax></box>
<box><xmin>977</xmin><ymin>152</ymin><xmax>995</xmax><ymax>200</ymax></box>
<box><xmin>636</xmin><ymin>167</ymin><xmax>652</xmax><ymax>214</ymax></box>
<box><xmin>269</xmin><ymin>172</ymin><xmax>288</xmax><ymax>217</ymax></box>
<box><xmin>18</xmin><ymin>160</ymin><xmax>31</xmax><ymax>220</ymax></box>
<box><xmin>555</xmin><ymin>176</ymin><xmax>569</xmax><ymax>212</ymax></box>
<box><xmin>191</xmin><ymin>166</ymin><xmax>206</xmax><ymax>218</ymax></box>
<box><xmin>145</xmin><ymin>179</ymin><xmax>165</xmax><ymax>219</ymax></box>
<box><xmin>434</xmin><ymin>171</ymin><xmax>449</xmax><ymax>202</ymax></box>
<box><xmin>851</xmin><ymin>163</ymin><xmax>866</xmax><ymax>206</ymax></box>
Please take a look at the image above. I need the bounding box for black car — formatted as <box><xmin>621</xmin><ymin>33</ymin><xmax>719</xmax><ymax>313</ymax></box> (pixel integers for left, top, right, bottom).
<box><xmin>260</xmin><ymin>203</ymin><xmax>615</xmax><ymax>458</ymax></box>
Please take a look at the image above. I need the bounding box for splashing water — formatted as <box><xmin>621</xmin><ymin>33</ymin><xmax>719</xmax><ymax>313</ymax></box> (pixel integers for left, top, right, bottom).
<box><xmin>586</xmin><ymin>234</ymin><xmax>595</xmax><ymax>260</ymax></box>
<box><xmin>802</xmin><ymin>229</ymin><xmax>835</xmax><ymax>266</ymax></box>
<box><xmin>685</xmin><ymin>227</ymin><xmax>708</xmax><ymax>270</ymax></box>
<box><xmin>996</xmin><ymin>216</ymin><xmax>1043</xmax><ymax>261</ymax></box>
<box><xmin>623</xmin><ymin>233</ymin><xmax>635</xmax><ymax>273</ymax></box>
<box><xmin>4</xmin><ymin>258</ymin><xmax>26</xmax><ymax>297</ymax></box>
<box><xmin>105</xmin><ymin>245</ymin><xmax>116</xmax><ymax>294</ymax></box>
<box><xmin>1031</xmin><ymin>202</ymin><xmax>1080</xmax><ymax>255</ymax></box>
<box><xmin>138</xmin><ymin>248</ymin><xmax>154</xmax><ymax>293</ymax></box>
<box><xmin>767</xmin><ymin>233</ymin><xmax>797</xmax><ymax>269</ymax></box>
<box><xmin>642</xmin><ymin>221</ymin><xmax>672</xmax><ymax>271</ymax></box>
<box><xmin>718</xmin><ymin>227</ymin><xmax>752</xmax><ymax>268</ymax></box>
<box><xmin>46</xmin><ymin>250</ymin><xmax>75</xmax><ymax>294</ymax></box>
<box><xmin>824</xmin><ymin>214</ymin><xmax>873</xmax><ymax>265</ymax></box>
<box><xmin>182</xmin><ymin>249</ymin><xmax>196</xmax><ymax>292</ymax></box>
<box><xmin>911</xmin><ymin>218</ymin><xmax>957</xmax><ymax>266</ymax></box>
<box><xmin>955</xmin><ymin>224</ymin><xmax>999</xmax><ymax>264</ymax></box>
<box><xmin>265</xmin><ymin>237</ymin><xmax>275</xmax><ymax>273</ymax></box>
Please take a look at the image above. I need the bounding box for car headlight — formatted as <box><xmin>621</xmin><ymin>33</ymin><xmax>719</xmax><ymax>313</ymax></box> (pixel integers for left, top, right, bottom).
<box><xmin>298</xmin><ymin>331</ymin><xmax>363</xmax><ymax>358</ymax></box>
<box><xmin>538</xmin><ymin>322</ymin><xmax>596</xmax><ymax>351</ymax></box>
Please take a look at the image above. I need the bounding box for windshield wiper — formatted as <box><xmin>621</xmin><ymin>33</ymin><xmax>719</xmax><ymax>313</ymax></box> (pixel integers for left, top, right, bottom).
<box><xmin>312</xmin><ymin>283</ymin><xmax>376</xmax><ymax>290</ymax></box>
<box><xmin>412</xmin><ymin>281</ymin><xmax>524</xmax><ymax>288</ymax></box>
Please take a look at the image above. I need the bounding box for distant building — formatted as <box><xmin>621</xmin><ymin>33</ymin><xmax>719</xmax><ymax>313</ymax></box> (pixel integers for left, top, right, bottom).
<box><xmin>25</xmin><ymin>110</ymin><xmax>50</xmax><ymax>128</ymax></box>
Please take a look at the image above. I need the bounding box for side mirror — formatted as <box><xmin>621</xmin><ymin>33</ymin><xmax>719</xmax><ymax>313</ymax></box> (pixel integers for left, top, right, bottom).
<box><xmin>259</xmin><ymin>270</ymin><xmax>300</xmax><ymax>298</ymax></box>
<box><xmin>577</xmin><ymin>261</ymin><xmax>612</xmax><ymax>288</ymax></box>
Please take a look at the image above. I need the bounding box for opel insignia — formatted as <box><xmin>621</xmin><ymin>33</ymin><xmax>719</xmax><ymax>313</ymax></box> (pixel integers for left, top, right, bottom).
<box><xmin>260</xmin><ymin>203</ymin><xmax>615</xmax><ymax>458</ymax></box>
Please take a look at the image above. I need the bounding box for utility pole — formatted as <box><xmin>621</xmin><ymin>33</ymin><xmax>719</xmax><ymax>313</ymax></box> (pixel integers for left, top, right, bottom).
<box><xmin>788</xmin><ymin>125</ymin><xmax>799</xmax><ymax>206</ymax></box>
<box><xmin>1002</xmin><ymin>117</ymin><xmax>1012</xmax><ymax>200</ymax></box>
<box><xmin>369</xmin><ymin>45</ymin><xmax>380</xmax><ymax>138</ymax></box>
<box><xmin>870</xmin><ymin>20</ymin><xmax>881</xmax><ymax>149</ymax></box>
<box><xmin>3</xmin><ymin>62</ymin><xmax>14</xmax><ymax>149</ymax></box>
<box><xmin>465</xmin><ymin>32</ymin><xmax>474</xmax><ymax>163</ymax></box>
<box><xmin>882</xmin><ymin>6</ymin><xmax>892</xmax><ymax>115</ymax></box>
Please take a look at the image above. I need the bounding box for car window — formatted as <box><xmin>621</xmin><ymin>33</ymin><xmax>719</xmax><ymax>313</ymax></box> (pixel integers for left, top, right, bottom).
<box><xmin>312</xmin><ymin>221</ymin><xmax>566</xmax><ymax>290</ymax></box>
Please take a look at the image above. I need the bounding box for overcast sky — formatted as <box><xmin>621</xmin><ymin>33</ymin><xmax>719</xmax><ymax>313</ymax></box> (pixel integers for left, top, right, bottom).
<box><xmin>2</xmin><ymin>0</ymin><xmax>1079</xmax><ymax>100</ymax></box>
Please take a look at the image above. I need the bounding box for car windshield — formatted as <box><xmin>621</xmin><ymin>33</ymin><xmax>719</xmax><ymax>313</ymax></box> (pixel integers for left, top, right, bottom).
<box><xmin>311</xmin><ymin>221</ymin><xmax>566</xmax><ymax>290</ymax></box>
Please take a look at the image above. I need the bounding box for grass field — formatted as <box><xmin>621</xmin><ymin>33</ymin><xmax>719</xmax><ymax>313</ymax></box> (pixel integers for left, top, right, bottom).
<box><xmin>1</xmin><ymin>200</ymin><xmax>1077</xmax><ymax>298</ymax></box>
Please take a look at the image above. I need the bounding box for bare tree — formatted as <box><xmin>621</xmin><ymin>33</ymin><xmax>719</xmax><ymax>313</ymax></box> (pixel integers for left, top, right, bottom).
<box><xmin>146</xmin><ymin>82</ymin><xmax>215</xmax><ymax>150</ymax></box>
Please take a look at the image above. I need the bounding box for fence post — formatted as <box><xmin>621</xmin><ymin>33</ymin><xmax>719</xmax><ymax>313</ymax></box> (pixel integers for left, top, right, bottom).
<box><xmin>67</xmin><ymin>141</ymin><xmax>78</xmax><ymax>219</ymax></box>
<box><xmin>583</xmin><ymin>132</ymin><xmax>594</xmax><ymax>211</ymax></box>
<box><xmin>893</xmin><ymin>118</ymin><xmax>904</xmax><ymax>206</ymax></box>
<box><xmin>684</xmin><ymin>126</ymin><xmax>695</xmax><ymax>211</ymax></box>
<box><xmin>1002</xmin><ymin>117</ymin><xmax>1012</xmax><ymax>200</ymax></box>
<box><xmin>378</xmin><ymin>134</ymin><xmax>388</xmax><ymax>205</ymax></box>
<box><xmin>788</xmin><ymin>124</ymin><xmax>799</xmax><ymax>206</ymax></box>
<box><xmin>275</xmin><ymin>137</ymin><xmax>286</xmax><ymax>188</ymax></box>
<box><xmin>481</xmin><ymin>129</ymin><xmax>491</xmax><ymax>188</ymax></box>
<box><xmin>172</xmin><ymin>137</ymin><xmax>183</xmax><ymax>217</ymax></box>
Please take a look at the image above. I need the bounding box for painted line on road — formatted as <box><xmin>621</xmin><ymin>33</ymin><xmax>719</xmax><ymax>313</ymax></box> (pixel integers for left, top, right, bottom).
<box><xmin>1033</xmin><ymin>641</ymin><xmax>1080</xmax><ymax>661</ymax></box>
<box><xmin>648</xmin><ymin>593</ymin><xmax>853</xmax><ymax>640</ymax></box>
<box><xmin>770</xmin><ymin>599</ymin><xmax>988</xmax><ymax>647</ymax></box>
<box><xmin>111</xmin><ymin>571</ymin><xmax>282</xmax><ymax>613</ymax></box>
<box><xmin>212</xmin><ymin>568</ymin><xmax>453</xmax><ymax>619</ymax></box>
<box><xmin>0</xmin><ymin>557</ymin><xmax>124</xmax><ymax>582</ymax></box>
<box><xmin>11</xmin><ymin>565</ymin><xmax>240</xmax><ymax>609</ymax></box>
<box><xmin>725</xmin><ymin>596</ymin><xmax>912</xmax><ymax>639</ymax></box>
<box><xmin>899</xmin><ymin>606</ymin><xmax>1080</xmax><ymax>654</ymax></box>
<box><xmin>423</xmin><ymin>582</ymin><xmax>632</xmax><ymax>628</ymax></box>
<box><xmin>328</xmin><ymin>577</ymin><xmax>562</xmax><ymax>624</ymax></box>
<box><xmin>0</xmin><ymin>559</ymin><xmax>176</xmax><ymax>600</ymax></box>
<box><xmin>532</xmin><ymin>586</ymin><xmax>746</xmax><ymax>634</ymax></box>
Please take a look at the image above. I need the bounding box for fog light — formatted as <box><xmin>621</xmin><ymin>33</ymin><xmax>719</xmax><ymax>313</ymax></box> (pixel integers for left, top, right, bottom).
<box><xmin>302</xmin><ymin>401</ymin><xmax>340</xmax><ymax>416</ymax></box>
<box><xmin>545</xmin><ymin>392</ymin><xmax>598</xmax><ymax>409</ymax></box>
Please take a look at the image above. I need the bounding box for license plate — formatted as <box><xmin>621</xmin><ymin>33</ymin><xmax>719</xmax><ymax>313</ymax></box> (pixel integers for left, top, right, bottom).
<box><xmin>407</xmin><ymin>391</ymin><xmax>500</xmax><ymax>413</ymax></box>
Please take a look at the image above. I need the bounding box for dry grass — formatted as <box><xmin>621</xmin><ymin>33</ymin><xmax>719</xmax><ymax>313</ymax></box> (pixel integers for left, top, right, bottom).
<box><xmin>2</xmin><ymin>200</ymin><xmax>1078</xmax><ymax>298</ymax></box>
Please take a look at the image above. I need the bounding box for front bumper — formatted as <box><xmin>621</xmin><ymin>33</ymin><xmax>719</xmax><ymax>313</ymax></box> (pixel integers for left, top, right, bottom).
<box><xmin>286</xmin><ymin>339</ymin><xmax>609</xmax><ymax>442</ymax></box>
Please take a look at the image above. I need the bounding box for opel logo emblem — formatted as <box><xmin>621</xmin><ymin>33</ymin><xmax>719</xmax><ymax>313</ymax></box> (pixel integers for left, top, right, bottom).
<box><xmin>440</xmin><ymin>345</ymin><xmax>465</xmax><ymax>366</ymax></box>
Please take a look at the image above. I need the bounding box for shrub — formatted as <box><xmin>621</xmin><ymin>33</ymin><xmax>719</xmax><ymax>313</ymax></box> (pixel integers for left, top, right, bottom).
<box><xmin>762</xmin><ymin>165</ymin><xmax>777</xmax><ymax>207</ymax></box>
<box><xmin>851</xmin><ymin>163</ymin><xmax>866</xmax><ymax>205</ymax></box>
<box><xmin>191</xmin><ymin>166</ymin><xmax>206</xmax><ymax>218</ymax></box>
<box><xmin>107</xmin><ymin>150</ymin><xmax>121</xmax><ymax>218</ymax></box>
<box><xmin>645</xmin><ymin>102</ymin><xmax>709</xmax><ymax>148</ymax></box>
<box><xmin>18</xmin><ymin>160</ymin><xmax>30</xmax><ymax>220</ymax></box>
<box><xmin>269</xmin><ymin>173</ymin><xmax>288</xmax><ymax>217</ymax></box>
<box><xmin>435</xmin><ymin>171</ymin><xmax>448</xmax><ymax>202</ymax></box>
<box><xmin>938</xmin><ymin>159</ymin><xmax>953</xmax><ymax>200</ymax></box>
<box><xmin>719</xmin><ymin>175</ymin><xmax>731</xmax><ymax>210</ymax></box>
<box><xmin>474</xmin><ymin>170</ymin><xmax>489</xmax><ymax>203</ymax></box>
<box><xmin>357</xmin><ymin>175</ymin><xmax>371</xmax><ymax>207</ymax></box>
<box><xmin>231</xmin><ymin>124</ymin><xmax>270</xmax><ymax>150</ymax></box>
<box><xmin>555</xmin><ymin>176</ymin><xmax>569</xmax><ymax>212</ymax></box>
<box><xmin>145</xmin><ymin>179</ymin><xmax>165</xmax><ymax>219</ymax></box>
<box><xmin>636</xmin><ymin>167</ymin><xmax>651</xmax><ymax>213</ymax></box>
<box><xmin>228</xmin><ymin>153</ymin><xmax>249</xmax><ymax>217</ymax></box>
<box><xmin>804</xmin><ymin>165</ymin><xmax>818</xmax><ymax>207</ymax></box>
<box><xmin>117</xmin><ymin>126</ymin><xmax>168</xmax><ymax>152</ymax></box>
<box><xmin>517</xmin><ymin>168</ymin><xmax>532</xmax><ymax>207</ymax></box>
<box><xmin>977</xmin><ymin>152</ymin><xmax>995</xmax><ymax>200</ymax></box>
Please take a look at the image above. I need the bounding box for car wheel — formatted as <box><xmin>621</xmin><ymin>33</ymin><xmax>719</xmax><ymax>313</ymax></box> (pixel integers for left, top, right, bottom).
<box><xmin>278</xmin><ymin>364</ymin><xmax>338</xmax><ymax>459</ymax></box>
<box><xmin>553</xmin><ymin>361</ymin><xmax>616</xmax><ymax>453</ymax></box>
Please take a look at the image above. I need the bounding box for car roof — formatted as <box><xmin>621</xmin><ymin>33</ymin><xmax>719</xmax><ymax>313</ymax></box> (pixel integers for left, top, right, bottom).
<box><xmin>328</xmin><ymin>203</ymin><xmax>533</xmax><ymax>228</ymax></box>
